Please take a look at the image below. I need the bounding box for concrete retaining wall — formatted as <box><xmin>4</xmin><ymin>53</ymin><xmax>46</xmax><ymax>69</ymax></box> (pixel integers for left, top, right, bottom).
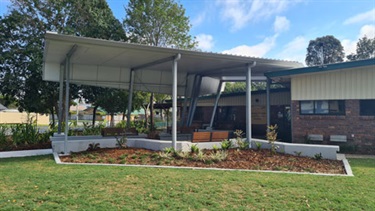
<box><xmin>251</xmin><ymin>138</ymin><xmax>339</xmax><ymax>160</ymax></box>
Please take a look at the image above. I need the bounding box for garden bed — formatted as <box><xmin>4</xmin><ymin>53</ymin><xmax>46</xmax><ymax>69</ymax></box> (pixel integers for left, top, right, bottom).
<box><xmin>59</xmin><ymin>147</ymin><xmax>345</xmax><ymax>174</ymax></box>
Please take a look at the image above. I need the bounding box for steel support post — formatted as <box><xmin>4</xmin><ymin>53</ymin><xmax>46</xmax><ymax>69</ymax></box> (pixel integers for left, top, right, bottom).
<box><xmin>127</xmin><ymin>70</ymin><xmax>135</xmax><ymax>128</ymax></box>
<box><xmin>209</xmin><ymin>81</ymin><xmax>223</xmax><ymax>129</ymax></box>
<box><xmin>172</xmin><ymin>54</ymin><xmax>181</xmax><ymax>149</ymax></box>
<box><xmin>246</xmin><ymin>62</ymin><xmax>256</xmax><ymax>146</ymax></box>
<box><xmin>266</xmin><ymin>77</ymin><xmax>271</xmax><ymax>132</ymax></box>
<box><xmin>58</xmin><ymin>65</ymin><xmax>64</xmax><ymax>134</ymax></box>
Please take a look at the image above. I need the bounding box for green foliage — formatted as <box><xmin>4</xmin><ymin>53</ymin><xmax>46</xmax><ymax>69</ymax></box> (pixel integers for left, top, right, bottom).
<box><xmin>0</xmin><ymin>125</ymin><xmax>8</xmax><ymax>146</ymax></box>
<box><xmin>212</xmin><ymin>144</ymin><xmax>219</xmax><ymax>153</ymax></box>
<box><xmin>87</xmin><ymin>143</ymin><xmax>100</xmax><ymax>151</ymax></box>
<box><xmin>294</xmin><ymin>151</ymin><xmax>302</xmax><ymax>157</ymax></box>
<box><xmin>124</xmin><ymin>0</ymin><xmax>196</xmax><ymax>49</ymax></box>
<box><xmin>266</xmin><ymin>125</ymin><xmax>279</xmax><ymax>155</ymax></box>
<box><xmin>190</xmin><ymin>144</ymin><xmax>200</xmax><ymax>154</ymax></box>
<box><xmin>0</xmin><ymin>0</ymin><xmax>125</xmax><ymax>121</ymax></box>
<box><xmin>220</xmin><ymin>139</ymin><xmax>232</xmax><ymax>150</ymax></box>
<box><xmin>115</xmin><ymin>135</ymin><xmax>128</xmax><ymax>149</ymax></box>
<box><xmin>347</xmin><ymin>36</ymin><xmax>375</xmax><ymax>61</ymax></box>
<box><xmin>313</xmin><ymin>153</ymin><xmax>323</xmax><ymax>160</ymax></box>
<box><xmin>82</xmin><ymin>122</ymin><xmax>105</xmax><ymax>136</ymax></box>
<box><xmin>305</xmin><ymin>35</ymin><xmax>345</xmax><ymax>66</ymax></box>
<box><xmin>255</xmin><ymin>142</ymin><xmax>262</xmax><ymax>150</ymax></box>
<box><xmin>234</xmin><ymin>129</ymin><xmax>248</xmax><ymax>150</ymax></box>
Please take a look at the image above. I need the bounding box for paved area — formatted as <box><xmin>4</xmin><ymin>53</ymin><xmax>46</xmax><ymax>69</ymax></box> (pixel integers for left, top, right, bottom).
<box><xmin>0</xmin><ymin>149</ymin><xmax>52</xmax><ymax>158</ymax></box>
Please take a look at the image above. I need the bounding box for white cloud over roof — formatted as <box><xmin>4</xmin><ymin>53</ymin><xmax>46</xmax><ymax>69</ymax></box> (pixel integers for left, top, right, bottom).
<box><xmin>196</xmin><ymin>34</ymin><xmax>215</xmax><ymax>51</ymax></box>
<box><xmin>343</xmin><ymin>8</ymin><xmax>375</xmax><ymax>25</ymax></box>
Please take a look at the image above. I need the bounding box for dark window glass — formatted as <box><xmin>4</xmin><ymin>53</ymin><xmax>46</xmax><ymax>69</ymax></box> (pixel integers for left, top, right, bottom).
<box><xmin>300</xmin><ymin>100</ymin><xmax>345</xmax><ymax>115</ymax></box>
<box><xmin>360</xmin><ymin>100</ymin><xmax>375</xmax><ymax>116</ymax></box>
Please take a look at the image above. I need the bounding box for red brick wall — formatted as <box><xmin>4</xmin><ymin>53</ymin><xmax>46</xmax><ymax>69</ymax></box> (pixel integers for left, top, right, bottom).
<box><xmin>291</xmin><ymin>100</ymin><xmax>375</xmax><ymax>154</ymax></box>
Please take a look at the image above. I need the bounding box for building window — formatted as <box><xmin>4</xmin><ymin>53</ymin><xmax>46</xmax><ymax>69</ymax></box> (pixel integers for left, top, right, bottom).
<box><xmin>360</xmin><ymin>100</ymin><xmax>375</xmax><ymax>116</ymax></box>
<box><xmin>300</xmin><ymin>100</ymin><xmax>345</xmax><ymax>115</ymax></box>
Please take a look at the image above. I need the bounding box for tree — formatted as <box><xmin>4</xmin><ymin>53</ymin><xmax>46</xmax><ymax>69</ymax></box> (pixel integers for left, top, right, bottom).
<box><xmin>123</xmin><ymin>0</ymin><xmax>197</xmax><ymax>129</ymax></box>
<box><xmin>0</xmin><ymin>0</ymin><xmax>126</xmax><ymax>127</ymax></box>
<box><xmin>347</xmin><ymin>36</ymin><xmax>375</xmax><ymax>61</ymax></box>
<box><xmin>124</xmin><ymin>0</ymin><xmax>196</xmax><ymax>49</ymax></box>
<box><xmin>305</xmin><ymin>35</ymin><xmax>345</xmax><ymax>66</ymax></box>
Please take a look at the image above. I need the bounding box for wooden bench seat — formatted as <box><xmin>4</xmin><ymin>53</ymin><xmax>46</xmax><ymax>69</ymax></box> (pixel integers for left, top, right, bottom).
<box><xmin>308</xmin><ymin>134</ymin><xmax>323</xmax><ymax>141</ymax></box>
<box><xmin>211</xmin><ymin>131</ymin><xmax>229</xmax><ymax>142</ymax></box>
<box><xmin>192</xmin><ymin>131</ymin><xmax>211</xmax><ymax>142</ymax></box>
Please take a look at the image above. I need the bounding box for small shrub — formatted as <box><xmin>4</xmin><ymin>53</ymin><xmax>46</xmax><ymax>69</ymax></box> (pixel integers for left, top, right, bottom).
<box><xmin>234</xmin><ymin>129</ymin><xmax>248</xmax><ymax>150</ymax></box>
<box><xmin>208</xmin><ymin>151</ymin><xmax>228</xmax><ymax>162</ymax></box>
<box><xmin>119</xmin><ymin>154</ymin><xmax>128</xmax><ymax>160</ymax></box>
<box><xmin>87</xmin><ymin>143</ymin><xmax>100</xmax><ymax>151</ymax></box>
<box><xmin>175</xmin><ymin>151</ymin><xmax>190</xmax><ymax>159</ymax></box>
<box><xmin>212</xmin><ymin>144</ymin><xmax>219</xmax><ymax>153</ymax></box>
<box><xmin>294</xmin><ymin>151</ymin><xmax>302</xmax><ymax>156</ymax></box>
<box><xmin>220</xmin><ymin>139</ymin><xmax>232</xmax><ymax>150</ymax></box>
<box><xmin>266</xmin><ymin>125</ymin><xmax>279</xmax><ymax>155</ymax></box>
<box><xmin>115</xmin><ymin>135</ymin><xmax>127</xmax><ymax>149</ymax></box>
<box><xmin>314</xmin><ymin>153</ymin><xmax>323</xmax><ymax>160</ymax></box>
<box><xmin>255</xmin><ymin>142</ymin><xmax>262</xmax><ymax>150</ymax></box>
<box><xmin>107</xmin><ymin>158</ymin><xmax>116</xmax><ymax>164</ymax></box>
<box><xmin>190</xmin><ymin>144</ymin><xmax>200</xmax><ymax>154</ymax></box>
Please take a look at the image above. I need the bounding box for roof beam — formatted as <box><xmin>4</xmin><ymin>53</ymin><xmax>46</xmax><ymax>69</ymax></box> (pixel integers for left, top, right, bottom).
<box><xmin>131</xmin><ymin>55</ymin><xmax>180</xmax><ymax>71</ymax></box>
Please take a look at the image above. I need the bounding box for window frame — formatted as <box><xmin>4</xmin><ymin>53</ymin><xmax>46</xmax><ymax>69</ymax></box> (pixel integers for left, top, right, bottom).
<box><xmin>299</xmin><ymin>100</ymin><xmax>345</xmax><ymax>115</ymax></box>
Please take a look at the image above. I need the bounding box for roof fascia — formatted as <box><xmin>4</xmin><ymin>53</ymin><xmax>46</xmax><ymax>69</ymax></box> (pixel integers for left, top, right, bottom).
<box><xmin>264</xmin><ymin>58</ymin><xmax>375</xmax><ymax>78</ymax></box>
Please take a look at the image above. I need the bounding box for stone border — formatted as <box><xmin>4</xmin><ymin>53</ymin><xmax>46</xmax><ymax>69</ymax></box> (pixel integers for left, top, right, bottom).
<box><xmin>52</xmin><ymin>152</ymin><xmax>353</xmax><ymax>177</ymax></box>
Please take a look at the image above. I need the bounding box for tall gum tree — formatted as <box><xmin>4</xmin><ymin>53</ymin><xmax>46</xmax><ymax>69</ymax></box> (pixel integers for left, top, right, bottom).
<box><xmin>123</xmin><ymin>0</ymin><xmax>197</xmax><ymax>129</ymax></box>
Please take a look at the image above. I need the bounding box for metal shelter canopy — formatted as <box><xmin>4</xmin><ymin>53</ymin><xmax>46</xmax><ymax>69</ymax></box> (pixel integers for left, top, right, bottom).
<box><xmin>42</xmin><ymin>32</ymin><xmax>303</xmax><ymax>153</ymax></box>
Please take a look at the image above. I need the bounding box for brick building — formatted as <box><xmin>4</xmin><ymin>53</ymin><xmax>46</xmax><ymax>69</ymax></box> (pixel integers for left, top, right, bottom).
<box><xmin>265</xmin><ymin>58</ymin><xmax>375</xmax><ymax>154</ymax></box>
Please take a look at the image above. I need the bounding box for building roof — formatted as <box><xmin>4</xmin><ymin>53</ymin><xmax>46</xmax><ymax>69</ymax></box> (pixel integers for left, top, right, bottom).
<box><xmin>264</xmin><ymin>58</ymin><xmax>375</xmax><ymax>80</ymax></box>
<box><xmin>43</xmin><ymin>32</ymin><xmax>303</xmax><ymax>96</ymax></box>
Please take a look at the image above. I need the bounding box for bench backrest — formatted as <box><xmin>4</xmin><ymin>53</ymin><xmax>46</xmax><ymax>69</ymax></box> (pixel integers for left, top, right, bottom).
<box><xmin>211</xmin><ymin>131</ymin><xmax>229</xmax><ymax>142</ymax></box>
<box><xmin>192</xmin><ymin>131</ymin><xmax>211</xmax><ymax>142</ymax></box>
<box><xmin>101</xmin><ymin>128</ymin><xmax>126</xmax><ymax>137</ymax></box>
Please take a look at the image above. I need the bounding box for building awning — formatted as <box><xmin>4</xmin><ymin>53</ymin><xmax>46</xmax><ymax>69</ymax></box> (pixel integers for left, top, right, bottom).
<box><xmin>43</xmin><ymin>32</ymin><xmax>303</xmax><ymax>96</ymax></box>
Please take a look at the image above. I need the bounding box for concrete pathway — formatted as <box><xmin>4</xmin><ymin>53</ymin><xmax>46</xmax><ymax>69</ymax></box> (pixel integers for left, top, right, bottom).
<box><xmin>0</xmin><ymin>149</ymin><xmax>53</xmax><ymax>158</ymax></box>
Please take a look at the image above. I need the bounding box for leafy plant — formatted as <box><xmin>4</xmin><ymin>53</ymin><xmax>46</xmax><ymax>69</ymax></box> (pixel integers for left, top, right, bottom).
<box><xmin>234</xmin><ymin>129</ymin><xmax>248</xmax><ymax>150</ymax></box>
<box><xmin>87</xmin><ymin>143</ymin><xmax>100</xmax><ymax>151</ymax></box>
<box><xmin>190</xmin><ymin>144</ymin><xmax>200</xmax><ymax>154</ymax></box>
<box><xmin>212</xmin><ymin>144</ymin><xmax>219</xmax><ymax>153</ymax></box>
<box><xmin>82</xmin><ymin>122</ymin><xmax>104</xmax><ymax>135</ymax></box>
<box><xmin>255</xmin><ymin>142</ymin><xmax>262</xmax><ymax>150</ymax></box>
<box><xmin>294</xmin><ymin>151</ymin><xmax>302</xmax><ymax>156</ymax></box>
<box><xmin>115</xmin><ymin>135</ymin><xmax>127</xmax><ymax>149</ymax></box>
<box><xmin>314</xmin><ymin>153</ymin><xmax>323</xmax><ymax>160</ymax></box>
<box><xmin>208</xmin><ymin>151</ymin><xmax>228</xmax><ymax>162</ymax></box>
<box><xmin>220</xmin><ymin>139</ymin><xmax>232</xmax><ymax>150</ymax></box>
<box><xmin>266</xmin><ymin>125</ymin><xmax>279</xmax><ymax>155</ymax></box>
<box><xmin>163</xmin><ymin>147</ymin><xmax>175</xmax><ymax>154</ymax></box>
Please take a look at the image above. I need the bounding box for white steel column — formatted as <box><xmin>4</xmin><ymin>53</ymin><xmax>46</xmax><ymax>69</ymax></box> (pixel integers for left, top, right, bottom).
<box><xmin>58</xmin><ymin>65</ymin><xmax>64</xmax><ymax>134</ymax></box>
<box><xmin>127</xmin><ymin>70</ymin><xmax>135</xmax><ymax>128</ymax></box>
<box><xmin>209</xmin><ymin>81</ymin><xmax>223</xmax><ymax>129</ymax></box>
<box><xmin>172</xmin><ymin>54</ymin><xmax>181</xmax><ymax>149</ymax></box>
<box><xmin>266</xmin><ymin>77</ymin><xmax>271</xmax><ymax>131</ymax></box>
<box><xmin>64</xmin><ymin>57</ymin><xmax>70</xmax><ymax>154</ymax></box>
<box><xmin>246</xmin><ymin>62</ymin><xmax>256</xmax><ymax>146</ymax></box>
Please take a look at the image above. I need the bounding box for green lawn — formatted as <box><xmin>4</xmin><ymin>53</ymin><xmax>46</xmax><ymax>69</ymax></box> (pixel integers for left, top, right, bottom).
<box><xmin>0</xmin><ymin>156</ymin><xmax>374</xmax><ymax>210</ymax></box>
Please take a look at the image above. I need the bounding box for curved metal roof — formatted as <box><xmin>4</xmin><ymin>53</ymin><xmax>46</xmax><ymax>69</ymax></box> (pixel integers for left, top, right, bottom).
<box><xmin>43</xmin><ymin>32</ymin><xmax>303</xmax><ymax>96</ymax></box>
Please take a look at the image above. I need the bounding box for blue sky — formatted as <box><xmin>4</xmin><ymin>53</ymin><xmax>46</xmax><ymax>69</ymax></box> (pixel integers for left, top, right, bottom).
<box><xmin>1</xmin><ymin>0</ymin><xmax>374</xmax><ymax>65</ymax></box>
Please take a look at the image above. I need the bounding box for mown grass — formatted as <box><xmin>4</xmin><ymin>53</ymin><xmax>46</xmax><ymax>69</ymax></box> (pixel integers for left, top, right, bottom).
<box><xmin>0</xmin><ymin>156</ymin><xmax>374</xmax><ymax>210</ymax></box>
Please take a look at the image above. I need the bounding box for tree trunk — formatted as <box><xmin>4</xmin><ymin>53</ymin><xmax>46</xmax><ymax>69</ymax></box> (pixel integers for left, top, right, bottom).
<box><xmin>110</xmin><ymin>113</ymin><xmax>114</xmax><ymax>127</ymax></box>
<box><xmin>92</xmin><ymin>105</ymin><xmax>98</xmax><ymax>126</ymax></box>
<box><xmin>50</xmin><ymin>105</ymin><xmax>55</xmax><ymax>127</ymax></box>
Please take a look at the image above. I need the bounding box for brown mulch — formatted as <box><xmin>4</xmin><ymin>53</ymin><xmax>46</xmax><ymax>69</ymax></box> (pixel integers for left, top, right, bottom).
<box><xmin>60</xmin><ymin>147</ymin><xmax>346</xmax><ymax>175</ymax></box>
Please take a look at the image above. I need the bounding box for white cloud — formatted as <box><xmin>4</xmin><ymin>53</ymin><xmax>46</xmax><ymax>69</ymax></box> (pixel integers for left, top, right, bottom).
<box><xmin>222</xmin><ymin>35</ymin><xmax>278</xmax><ymax>57</ymax></box>
<box><xmin>343</xmin><ymin>8</ymin><xmax>375</xmax><ymax>25</ymax></box>
<box><xmin>196</xmin><ymin>34</ymin><xmax>214</xmax><ymax>51</ymax></box>
<box><xmin>277</xmin><ymin>36</ymin><xmax>307</xmax><ymax>64</ymax></box>
<box><xmin>274</xmin><ymin>16</ymin><xmax>290</xmax><ymax>33</ymax></box>
<box><xmin>359</xmin><ymin>24</ymin><xmax>375</xmax><ymax>38</ymax></box>
<box><xmin>192</xmin><ymin>12</ymin><xmax>206</xmax><ymax>28</ymax></box>
<box><xmin>341</xmin><ymin>24</ymin><xmax>375</xmax><ymax>56</ymax></box>
<box><xmin>217</xmin><ymin>0</ymin><xmax>301</xmax><ymax>31</ymax></box>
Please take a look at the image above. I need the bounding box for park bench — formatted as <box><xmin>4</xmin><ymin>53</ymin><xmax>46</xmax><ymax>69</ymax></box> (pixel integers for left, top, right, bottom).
<box><xmin>191</xmin><ymin>131</ymin><xmax>211</xmax><ymax>142</ymax></box>
<box><xmin>211</xmin><ymin>131</ymin><xmax>229</xmax><ymax>142</ymax></box>
<box><xmin>101</xmin><ymin>127</ymin><xmax>138</xmax><ymax>137</ymax></box>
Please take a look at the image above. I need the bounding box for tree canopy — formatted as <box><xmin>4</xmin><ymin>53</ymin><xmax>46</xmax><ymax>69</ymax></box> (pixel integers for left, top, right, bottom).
<box><xmin>0</xmin><ymin>0</ymin><xmax>126</xmax><ymax>124</ymax></box>
<box><xmin>305</xmin><ymin>35</ymin><xmax>345</xmax><ymax>66</ymax></box>
<box><xmin>347</xmin><ymin>36</ymin><xmax>375</xmax><ymax>61</ymax></box>
<box><xmin>124</xmin><ymin>0</ymin><xmax>196</xmax><ymax>49</ymax></box>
